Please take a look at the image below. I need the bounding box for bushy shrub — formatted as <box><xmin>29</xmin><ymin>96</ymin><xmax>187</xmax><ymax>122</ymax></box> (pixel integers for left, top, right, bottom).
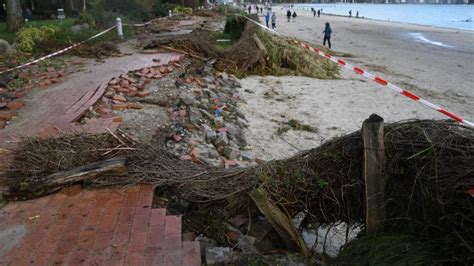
<box><xmin>77</xmin><ymin>11</ymin><xmax>96</xmax><ymax>28</ymax></box>
<box><xmin>153</xmin><ymin>2</ymin><xmax>177</xmax><ymax>17</ymax></box>
<box><xmin>223</xmin><ymin>15</ymin><xmax>247</xmax><ymax>40</ymax></box>
<box><xmin>173</xmin><ymin>6</ymin><xmax>193</xmax><ymax>15</ymax></box>
<box><xmin>16</xmin><ymin>25</ymin><xmax>59</xmax><ymax>52</ymax></box>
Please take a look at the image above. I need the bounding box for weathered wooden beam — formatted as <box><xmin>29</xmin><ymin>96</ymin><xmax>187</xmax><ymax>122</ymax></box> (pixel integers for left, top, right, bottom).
<box><xmin>362</xmin><ymin>114</ymin><xmax>386</xmax><ymax>234</ymax></box>
<box><xmin>48</xmin><ymin>156</ymin><xmax>127</xmax><ymax>185</ymax></box>
<box><xmin>249</xmin><ymin>188</ymin><xmax>310</xmax><ymax>257</ymax></box>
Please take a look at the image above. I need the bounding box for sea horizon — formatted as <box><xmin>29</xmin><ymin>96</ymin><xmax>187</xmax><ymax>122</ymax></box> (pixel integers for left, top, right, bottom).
<box><xmin>289</xmin><ymin>3</ymin><xmax>474</xmax><ymax>31</ymax></box>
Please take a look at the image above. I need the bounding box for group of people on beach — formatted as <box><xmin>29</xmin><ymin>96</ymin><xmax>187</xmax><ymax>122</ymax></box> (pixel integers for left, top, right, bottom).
<box><xmin>244</xmin><ymin>4</ymin><xmax>333</xmax><ymax>49</ymax></box>
<box><xmin>310</xmin><ymin>7</ymin><xmax>322</xmax><ymax>18</ymax></box>
<box><xmin>348</xmin><ymin>10</ymin><xmax>359</xmax><ymax>18</ymax></box>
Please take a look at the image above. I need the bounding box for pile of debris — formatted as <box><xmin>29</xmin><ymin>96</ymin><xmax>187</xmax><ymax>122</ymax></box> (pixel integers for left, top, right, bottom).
<box><xmin>163</xmin><ymin>63</ymin><xmax>257</xmax><ymax>169</ymax></box>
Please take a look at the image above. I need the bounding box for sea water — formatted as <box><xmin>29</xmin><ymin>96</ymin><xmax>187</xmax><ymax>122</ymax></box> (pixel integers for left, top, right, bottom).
<box><xmin>293</xmin><ymin>4</ymin><xmax>474</xmax><ymax>31</ymax></box>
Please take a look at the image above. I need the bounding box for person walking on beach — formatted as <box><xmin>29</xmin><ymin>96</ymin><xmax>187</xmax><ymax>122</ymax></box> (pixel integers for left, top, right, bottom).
<box><xmin>356</xmin><ymin>11</ymin><xmax>359</xmax><ymax>18</ymax></box>
<box><xmin>323</xmin><ymin>22</ymin><xmax>332</xmax><ymax>49</ymax></box>
<box><xmin>287</xmin><ymin>10</ymin><xmax>292</xmax><ymax>22</ymax></box>
<box><xmin>317</xmin><ymin>9</ymin><xmax>321</xmax><ymax>17</ymax></box>
<box><xmin>260</xmin><ymin>7</ymin><xmax>263</xmax><ymax>14</ymax></box>
<box><xmin>313</xmin><ymin>8</ymin><xmax>316</xmax><ymax>17</ymax></box>
<box><xmin>349</xmin><ymin>10</ymin><xmax>352</xmax><ymax>18</ymax></box>
<box><xmin>292</xmin><ymin>11</ymin><xmax>297</xmax><ymax>22</ymax></box>
<box><xmin>248</xmin><ymin>5</ymin><xmax>251</xmax><ymax>14</ymax></box>
<box><xmin>265</xmin><ymin>9</ymin><xmax>270</xmax><ymax>28</ymax></box>
<box><xmin>271</xmin><ymin>12</ymin><xmax>277</xmax><ymax>29</ymax></box>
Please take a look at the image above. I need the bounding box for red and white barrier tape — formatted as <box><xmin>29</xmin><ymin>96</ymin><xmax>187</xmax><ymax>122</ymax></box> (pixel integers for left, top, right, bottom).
<box><xmin>0</xmin><ymin>14</ymin><xmax>182</xmax><ymax>75</ymax></box>
<box><xmin>0</xmin><ymin>25</ymin><xmax>117</xmax><ymax>75</ymax></box>
<box><xmin>236</xmin><ymin>14</ymin><xmax>474</xmax><ymax>128</ymax></box>
<box><xmin>295</xmin><ymin>40</ymin><xmax>474</xmax><ymax>128</ymax></box>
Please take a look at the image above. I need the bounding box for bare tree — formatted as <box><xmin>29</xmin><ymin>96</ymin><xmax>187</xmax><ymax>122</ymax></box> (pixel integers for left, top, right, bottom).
<box><xmin>6</xmin><ymin>0</ymin><xmax>23</xmax><ymax>32</ymax></box>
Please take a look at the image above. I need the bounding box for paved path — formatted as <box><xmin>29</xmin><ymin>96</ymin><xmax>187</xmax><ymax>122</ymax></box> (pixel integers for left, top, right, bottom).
<box><xmin>0</xmin><ymin>184</ymin><xmax>201</xmax><ymax>265</ymax></box>
<box><xmin>0</xmin><ymin>52</ymin><xmax>182</xmax><ymax>149</ymax></box>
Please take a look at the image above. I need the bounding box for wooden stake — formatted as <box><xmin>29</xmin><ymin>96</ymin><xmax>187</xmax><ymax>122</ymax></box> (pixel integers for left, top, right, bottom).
<box><xmin>249</xmin><ymin>188</ymin><xmax>310</xmax><ymax>257</ymax></box>
<box><xmin>362</xmin><ymin>114</ymin><xmax>386</xmax><ymax>234</ymax></box>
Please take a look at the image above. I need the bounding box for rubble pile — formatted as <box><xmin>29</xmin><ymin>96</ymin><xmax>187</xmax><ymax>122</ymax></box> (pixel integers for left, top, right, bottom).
<box><xmin>164</xmin><ymin>63</ymin><xmax>258</xmax><ymax>169</ymax></box>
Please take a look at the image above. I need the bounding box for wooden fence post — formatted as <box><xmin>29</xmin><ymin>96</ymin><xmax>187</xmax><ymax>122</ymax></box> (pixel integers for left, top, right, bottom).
<box><xmin>362</xmin><ymin>114</ymin><xmax>386</xmax><ymax>234</ymax></box>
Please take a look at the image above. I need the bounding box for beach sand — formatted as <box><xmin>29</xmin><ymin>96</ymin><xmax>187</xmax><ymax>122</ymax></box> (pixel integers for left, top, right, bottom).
<box><xmin>239</xmin><ymin>9</ymin><xmax>474</xmax><ymax>160</ymax></box>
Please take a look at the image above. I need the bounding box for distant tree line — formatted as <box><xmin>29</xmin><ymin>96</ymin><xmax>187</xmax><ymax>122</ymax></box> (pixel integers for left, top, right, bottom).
<box><xmin>1</xmin><ymin>0</ymin><xmax>205</xmax><ymax>32</ymax></box>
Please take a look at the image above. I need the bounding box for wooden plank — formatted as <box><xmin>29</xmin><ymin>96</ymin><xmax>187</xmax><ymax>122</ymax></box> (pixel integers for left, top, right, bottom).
<box><xmin>362</xmin><ymin>114</ymin><xmax>386</xmax><ymax>234</ymax></box>
<box><xmin>249</xmin><ymin>188</ymin><xmax>310</xmax><ymax>257</ymax></box>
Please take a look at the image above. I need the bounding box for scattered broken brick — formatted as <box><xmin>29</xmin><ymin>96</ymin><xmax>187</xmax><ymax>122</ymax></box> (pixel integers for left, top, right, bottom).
<box><xmin>98</xmin><ymin>107</ymin><xmax>112</xmax><ymax>114</ymax></box>
<box><xmin>172</xmin><ymin>135</ymin><xmax>182</xmax><ymax>142</ymax></box>
<box><xmin>112</xmin><ymin>104</ymin><xmax>127</xmax><ymax>111</ymax></box>
<box><xmin>127</xmin><ymin>103</ymin><xmax>144</xmax><ymax>109</ymax></box>
<box><xmin>113</xmin><ymin>95</ymin><xmax>127</xmax><ymax>102</ymax></box>
<box><xmin>0</xmin><ymin>120</ymin><xmax>6</xmax><ymax>129</ymax></box>
<box><xmin>0</xmin><ymin>111</ymin><xmax>14</xmax><ymax>121</ymax></box>
<box><xmin>191</xmin><ymin>148</ymin><xmax>199</xmax><ymax>162</ymax></box>
<box><xmin>141</xmin><ymin>68</ymin><xmax>150</xmax><ymax>74</ymax></box>
<box><xmin>224</xmin><ymin>159</ymin><xmax>237</xmax><ymax>169</ymax></box>
<box><xmin>7</xmin><ymin>101</ymin><xmax>24</xmax><ymax>110</ymax></box>
<box><xmin>116</xmin><ymin>87</ymin><xmax>130</xmax><ymax>93</ymax></box>
<box><xmin>179</xmin><ymin>110</ymin><xmax>186</xmax><ymax>117</ymax></box>
<box><xmin>112</xmin><ymin>116</ymin><xmax>123</xmax><ymax>123</ymax></box>
<box><xmin>180</xmin><ymin>155</ymin><xmax>192</xmax><ymax>161</ymax></box>
<box><xmin>109</xmin><ymin>79</ymin><xmax>119</xmax><ymax>86</ymax></box>
<box><xmin>127</xmin><ymin>91</ymin><xmax>138</xmax><ymax>97</ymax></box>
<box><xmin>137</xmin><ymin>90</ymin><xmax>151</xmax><ymax>97</ymax></box>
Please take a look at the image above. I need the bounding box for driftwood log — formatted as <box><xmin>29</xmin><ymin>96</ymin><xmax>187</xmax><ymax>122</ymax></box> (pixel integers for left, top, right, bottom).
<box><xmin>5</xmin><ymin>156</ymin><xmax>127</xmax><ymax>199</ymax></box>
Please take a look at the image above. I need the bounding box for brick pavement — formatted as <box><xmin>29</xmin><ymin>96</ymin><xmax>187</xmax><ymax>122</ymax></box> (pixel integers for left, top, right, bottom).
<box><xmin>0</xmin><ymin>185</ymin><xmax>201</xmax><ymax>265</ymax></box>
<box><xmin>0</xmin><ymin>52</ymin><xmax>183</xmax><ymax>150</ymax></box>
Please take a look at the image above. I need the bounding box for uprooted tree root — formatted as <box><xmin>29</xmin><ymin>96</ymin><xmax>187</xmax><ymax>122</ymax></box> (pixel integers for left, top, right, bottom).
<box><xmin>153</xmin><ymin>16</ymin><xmax>338</xmax><ymax>79</ymax></box>
<box><xmin>2</xmin><ymin>120</ymin><xmax>473</xmax><ymax>262</ymax></box>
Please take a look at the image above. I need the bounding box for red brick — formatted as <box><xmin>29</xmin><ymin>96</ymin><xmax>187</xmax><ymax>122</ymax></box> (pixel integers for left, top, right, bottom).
<box><xmin>127</xmin><ymin>102</ymin><xmax>144</xmax><ymax>109</ymax></box>
<box><xmin>0</xmin><ymin>111</ymin><xmax>13</xmax><ymax>121</ymax></box>
<box><xmin>115</xmin><ymin>87</ymin><xmax>130</xmax><ymax>93</ymax></box>
<box><xmin>120</xmin><ymin>79</ymin><xmax>130</xmax><ymax>88</ymax></box>
<box><xmin>117</xmin><ymin>207</ymin><xmax>136</xmax><ymax>224</ymax></box>
<box><xmin>128</xmin><ymin>86</ymin><xmax>138</xmax><ymax>92</ymax></box>
<box><xmin>159</xmin><ymin>66</ymin><xmax>167</xmax><ymax>74</ymax></box>
<box><xmin>165</xmin><ymin>215</ymin><xmax>181</xmax><ymax>235</ymax></box>
<box><xmin>0</xmin><ymin>120</ymin><xmax>6</xmax><ymax>129</ymax></box>
<box><xmin>112</xmin><ymin>104</ymin><xmax>127</xmax><ymax>110</ymax></box>
<box><xmin>147</xmin><ymin>224</ymin><xmax>165</xmax><ymax>247</ymax></box>
<box><xmin>150</xmin><ymin>209</ymin><xmax>166</xmax><ymax>227</ymax></box>
<box><xmin>182</xmin><ymin>241</ymin><xmax>201</xmax><ymax>266</ymax></box>
<box><xmin>112</xmin><ymin>222</ymin><xmax>132</xmax><ymax>247</ymax></box>
<box><xmin>113</xmin><ymin>95</ymin><xmax>127</xmax><ymax>102</ymax></box>
<box><xmin>98</xmin><ymin>107</ymin><xmax>112</xmax><ymax>114</ymax></box>
<box><xmin>7</xmin><ymin>101</ymin><xmax>24</xmax><ymax>110</ymax></box>
<box><xmin>112</xmin><ymin>116</ymin><xmax>123</xmax><ymax>123</ymax></box>
<box><xmin>190</xmin><ymin>148</ymin><xmax>199</xmax><ymax>162</ymax></box>
<box><xmin>172</xmin><ymin>134</ymin><xmax>182</xmax><ymax>142</ymax></box>
<box><xmin>127</xmin><ymin>91</ymin><xmax>138</xmax><ymax>97</ymax></box>
<box><xmin>137</xmin><ymin>90</ymin><xmax>151</xmax><ymax>97</ymax></box>
<box><xmin>141</xmin><ymin>68</ymin><xmax>150</xmax><ymax>74</ymax></box>
<box><xmin>224</xmin><ymin>159</ymin><xmax>237</xmax><ymax>168</ymax></box>
<box><xmin>109</xmin><ymin>79</ymin><xmax>119</xmax><ymax>86</ymax></box>
<box><xmin>179</xmin><ymin>109</ymin><xmax>186</xmax><ymax>117</ymax></box>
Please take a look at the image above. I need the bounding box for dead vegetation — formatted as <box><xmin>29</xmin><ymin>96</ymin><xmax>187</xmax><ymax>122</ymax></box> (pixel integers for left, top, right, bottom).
<box><xmin>2</xmin><ymin>120</ymin><xmax>473</xmax><ymax>262</ymax></box>
<box><xmin>148</xmin><ymin>16</ymin><xmax>339</xmax><ymax>79</ymax></box>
